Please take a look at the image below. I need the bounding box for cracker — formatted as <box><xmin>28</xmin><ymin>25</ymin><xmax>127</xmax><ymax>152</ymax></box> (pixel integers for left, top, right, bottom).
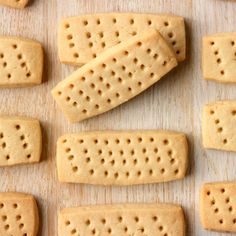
<box><xmin>0</xmin><ymin>36</ymin><xmax>43</xmax><ymax>87</ymax></box>
<box><xmin>202</xmin><ymin>100</ymin><xmax>236</xmax><ymax>152</ymax></box>
<box><xmin>202</xmin><ymin>33</ymin><xmax>236</xmax><ymax>83</ymax></box>
<box><xmin>0</xmin><ymin>192</ymin><xmax>39</xmax><ymax>236</ymax></box>
<box><xmin>52</xmin><ymin>29</ymin><xmax>178</xmax><ymax>122</ymax></box>
<box><xmin>59</xmin><ymin>203</ymin><xmax>185</xmax><ymax>236</ymax></box>
<box><xmin>0</xmin><ymin>0</ymin><xmax>28</xmax><ymax>8</ymax></box>
<box><xmin>200</xmin><ymin>182</ymin><xmax>236</xmax><ymax>233</ymax></box>
<box><xmin>59</xmin><ymin>13</ymin><xmax>186</xmax><ymax>64</ymax></box>
<box><xmin>0</xmin><ymin>116</ymin><xmax>42</xmax><ymax>166</ymax></box>
<box><xmin>57</xmin><ymin>130</ymin><xmax>188</xmax><ymax>185</ymax></box>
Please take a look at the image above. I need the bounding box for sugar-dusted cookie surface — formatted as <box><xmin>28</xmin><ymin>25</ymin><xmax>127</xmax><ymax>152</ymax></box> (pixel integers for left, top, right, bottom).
<box><xmin>57</xmin><ymin>130</ymin><xmax>188</xmax><ymax>185</ymax></box>
<box><xmin>59</xmin><ymin>13</ymin><xmax>186</xmax><ymax>64</ymax></box>
<box><xmin>202</xmin><ymin>100</ymin><xmax>236</xmax><ymax>152</ymax></box>
<box><xmin>0</xmin><ymin>116</ymin><xmax>42</xmax><ymax>166</ymax></box>
<box><xmin>0</xmin><ymin>36</ymin><xmax>43</xmax><ymax>87</ymax></box>
<box><xmin>202</xmin><ymin>33</ymin><xmax>236</xmax><ymax>83</ymax></box>
<box><xmin>0</xmin><ymin>192</ymin><xmax>39</xmax><ymax>236</ymax></box>
<box><xmin>52</xmin><ymin>29</ymin><xmax>178</xmax><ymax>122</ymax></box>
<box><xmin>200</xmin><ymin>182</ymin><xmax>236</xmax><ymax>233</ymax></box>
<box><xmin>59</xmin><ymin>203</ymin><xmax>185</xmax><ymax>236</ymax></box>
<box><xmin>0</xmin><ymin>0</ymin><xmax>28</xmax><ymax>8</ymax></box>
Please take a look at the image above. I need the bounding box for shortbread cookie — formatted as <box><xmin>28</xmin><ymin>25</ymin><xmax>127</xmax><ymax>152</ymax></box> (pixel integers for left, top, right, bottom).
<box><xmin>0</xmin><ymin>192</ymin><xmax>39</xmax><ymax>236</ymax></box>
<box><xmin>200</xmin><ymin>182</ymin><xmax>236</xmax><ymax>233</ymax></box>
<box><xmin>202</xmin><ymin>33</ymin><xmax>236</xmax><ymax>83</ymax></box>
<box><xmin>52</xmin><ymin>29</ymin><xmax>178</xmax><ymax>122</ymax></box>
<box><xmin>57</xmin><ymin>131</ymin><xmax>188</xmax><ymax>185</ymax></box>
<box><xmin>59</xmin><ymin>13</ymin><xmax>186</xmax><ymax>64</ymax></box>
<box><xmin>0</xmin><ymin>0</ymin><xmax>28</xmax><ymax>8</ymax></box>
<box><xmin>0</xmin><ymin>116</ymin><xmax>42</xmax><ymax>166</ymax></box>
<box><xmin>0</xmin><ymin>36</ymin><xmax>43</xmax><ymax>87</ymax></box>
<box><xmin>202</xmin><ymin>100</ymin><xmax>236</xmax><ymax>152</ymax></box>
<box><xmin>59</xmin><ymin>203</ymin><xmax>185</xmax><ymax>236</ymax></box>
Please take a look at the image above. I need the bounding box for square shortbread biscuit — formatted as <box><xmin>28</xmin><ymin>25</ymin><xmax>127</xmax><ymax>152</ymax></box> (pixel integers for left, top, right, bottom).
<box><xmin>59</xmin><ymin>13</ymin><xmax>186</xmax><ymax>64</ymax></box>
<box><xmin>200</xmin><ymin>182</ymin><xmax>236</xmax><ymax>233</ymax></box>
<box><xmin>0</xmin><ymin>116</ymin><xmax>42</xmax><ymax>166</ymax></box>
<box><xmin>0</xmin><ymin>0</ymin><xmax>28</xmax><ymax>8</ymax></box>
<box><xmin>59</xmin><ymin>203</ymin><xmax>186</xmax><ymax>236</ymax></box>
<box><xmin>0</xmin><ymin>192</ymin><xmax>39</xmax><ymax>236</ymax></box>
<box><xmin>57</xmin><ymin>131</ymin><xmax>188</xmax><ymax>185</ymax></box>
<box><xmin>202</xmin><ymin>100</ymin><xmax>236</xmax><ymax>152</ymax></box>
<box><xmin>202</xmin><ymin>33</ymin><xmax>236</xmax><ymax>83</ymax></box>
<box><xmin>0</xmin><ymin>36</ymin><xmax>43</xmax><ymax>87</ymax></box>
<box><xmin>52</xmin><ymin>29</ymin><xmax>178</xmax><ymax>122</ymax></box>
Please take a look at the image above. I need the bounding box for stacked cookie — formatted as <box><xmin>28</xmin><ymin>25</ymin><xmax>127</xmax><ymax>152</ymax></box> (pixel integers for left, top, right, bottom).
<box><xmin>53</xmin><ymin>13</ymin><xmax>186</xmax><ymax>122</ymax></box>
<box><xmin>53</xmin><ymin>13</ymin><xmax>188</xmax><ymax>236</ymax></box>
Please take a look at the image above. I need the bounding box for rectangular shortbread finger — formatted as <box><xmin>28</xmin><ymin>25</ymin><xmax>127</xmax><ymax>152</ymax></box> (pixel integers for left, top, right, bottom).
<box><xmin>200</xmin><ymin>182</ymin><xmax>236</xmax><ymax>233</ymax></box>
<box><xmin>202</xmin><ymin>33</ymin><xmax>236</xmax><ymax>83</ymax></box>
<box><xmin>52</xmin><ymin>29</ymin><xmax>178</xmax><ymax>122</ymax></box>
<box><xmin>202</xmin><ymin>100</ymin><xmax>236</xmax><ymax>152</ymax></box>
<box><xmin>0</xmin><ymin>36</ymin><xmax>43</xmax><ymax>87</ymax></box>
<box><xmin>0</xmin><ymin>116</ymin><xmax>42</xmax><ymax>166</ymax></box>
<box><xmin>59</xmin><ymin>13</ymin><xmax>186</xmax><ymax>64</ymax></box>
<box><xmin>57</xmin><ymin>131</ymin><xmax>188</xmax><ymax>185</ymax></box>
<box><xmin>59</xmin><ymin>203</ymin><xmax>186</xmax><ymax>236</ymax></box>
<box><xmin>0</xmin><ymin>0</ymin><xmax>28</xmax><ymax>8</ymax></box>
<box><xmin>0</xmin><ymin>192</ymin><xmax>39</xmax><ymax>236</ymax></box>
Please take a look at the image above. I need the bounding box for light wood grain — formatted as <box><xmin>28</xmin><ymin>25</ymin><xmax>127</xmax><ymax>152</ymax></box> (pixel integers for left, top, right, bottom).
<box><xmin>0</xmin><ymin>0</ymin><xmax>236</xmax><ymax>235</ymax></box>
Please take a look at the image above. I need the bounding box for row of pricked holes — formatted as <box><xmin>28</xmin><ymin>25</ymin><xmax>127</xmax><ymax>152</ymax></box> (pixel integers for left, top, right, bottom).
<box><xmin>62</xmin><ymin>137</ymin><xmax>170</xmax><ymax>145</ymax></box>
<box><xmin>210</xmin><ymin>42</ymin><xmax>225</xmax><ymax>75</ymax></box>
<box><xmin>71</xmin><ymin>166</ymin><xmax>179</xmax><ymax>177</ymax></box>
<box><xmin>83</xmin><ymin>155</ymin><xmax>175</xmax><ymax>165</ymax></box>
<box><xmin>0</xmin><ymin>202</ymin><xmax>19</xmax><ymax>209</ymax></box>
<box><xmin>65</xmin><ymin>147</ymin><xmax>172</xmax><ymax>155</ymax></box>
<box><xmin>210</xmin><ymin>109</ymin><xmax>236</xmax><ymax>116</ymax></box>
<box><xmin>1</xmin><ymin>222</ymin><xmax>25</xmax><ymax>232</ymax></box>
<box><xmin>210</xmin><ymin>40</ymin><xmax>235</xmax><ymax>47</ymax></box>
<box><xmin>65</xmin><ymin>215</ymin><xmax>167</xmax><ymax>235</ymax></box>
<box><xmin>64</xmin><ymin>18</ymin><xmax>171</xmax><ymax>29</ymax></box>
<box><xmin>1</xmin><ymin>214</ymin><xmax>22</xmax><ymax>221</ymax></box>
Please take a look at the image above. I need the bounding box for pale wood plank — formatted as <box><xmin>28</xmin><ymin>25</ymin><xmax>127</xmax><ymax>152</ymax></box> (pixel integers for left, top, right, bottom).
<box><xmin>0</xmin><ymin>0</ymin><xmax>235</xmax><ymax>235</ymax></box>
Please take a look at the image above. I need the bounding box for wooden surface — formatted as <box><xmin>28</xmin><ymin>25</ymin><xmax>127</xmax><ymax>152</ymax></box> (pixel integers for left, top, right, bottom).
<box><xmin>0</xmin><ymin>0</ymin><xmax>236</xmax><ymax>235</ymax></box>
